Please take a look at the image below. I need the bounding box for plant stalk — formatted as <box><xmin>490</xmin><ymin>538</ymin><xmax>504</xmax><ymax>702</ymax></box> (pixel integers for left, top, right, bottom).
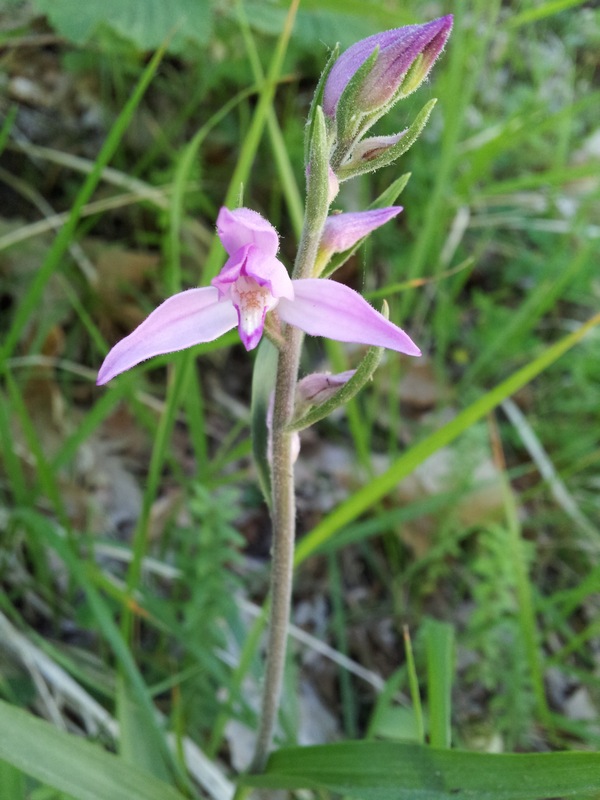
<box><xmin>250</xmin><ymin>128</ymin><xmax>331</xmax><ymax>770</ymax></box>
<box><xmin>249</xmin><ymin>325</ymin><xmax>302</xmax><ymax>773</ymax></box>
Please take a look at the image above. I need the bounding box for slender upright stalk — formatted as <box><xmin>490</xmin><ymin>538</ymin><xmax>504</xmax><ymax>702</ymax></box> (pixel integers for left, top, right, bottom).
<box><xmin>250</xmin><ymin>111</ymin><xmax>331</xmax><ymax>771</ymax></box>
<box><xmin>249</xmin><ymin>326</ymin><xmax>302</xmax><ymax>772</ymax></box>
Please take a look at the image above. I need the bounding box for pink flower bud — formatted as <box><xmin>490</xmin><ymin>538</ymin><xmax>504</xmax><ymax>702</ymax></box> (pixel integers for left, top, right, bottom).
<box><xmin>342</xmin><ymin>131</ymin><xmax>406</xmax><ymax>166</ymax></box>
<box><xmin>296</xmin><ymin>370</ymin><xmax>356</xmax><ymax>409</ymax></box>
<box><xmin>323</xmin><ymin>15</ymin><xmax>453</xmax><ymax>118</ymax></box>
<box><xmin>320</xmin><ymin>206</ymin><xmax>403</xmax><ymax>257</ymax></box>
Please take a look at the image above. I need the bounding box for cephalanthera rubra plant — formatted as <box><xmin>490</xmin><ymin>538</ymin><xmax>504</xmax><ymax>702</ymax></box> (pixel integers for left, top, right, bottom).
<box><xmin>98</xmin><ymin>14</ymin><xmax>452</xmax><ymax>772</ymax></box>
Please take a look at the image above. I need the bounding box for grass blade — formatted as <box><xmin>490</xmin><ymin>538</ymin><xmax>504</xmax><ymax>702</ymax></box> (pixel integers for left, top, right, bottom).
<box><xmin>244</xmin><ymin>739</ymin><xmax>600</xmax><ymax>799</ymax></box>
<box><xmin>295</xmin><ymin>312</ymin><xmax>600</xmax><ymax>565</ymax></box>
<box><xmin>0</xmin><ymin>699</ymin><xmax>187</xmax><ymax>800</ymax></box>
<box><xmin>0</xmin><ymin>43</ymin><xmax>167</xmax><ymax>365</ymax></box>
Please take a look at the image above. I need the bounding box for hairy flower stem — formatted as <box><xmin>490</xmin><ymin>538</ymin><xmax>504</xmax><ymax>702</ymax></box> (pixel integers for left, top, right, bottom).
<box><xmin>250</xmin><ymin>142</ymin><xmax>330</xmax><ymax>771</ymax></box>
<box><xmin>250</xmin><ymin>325</ymin><xmax>302</xmax><ymax>773</ymax></box>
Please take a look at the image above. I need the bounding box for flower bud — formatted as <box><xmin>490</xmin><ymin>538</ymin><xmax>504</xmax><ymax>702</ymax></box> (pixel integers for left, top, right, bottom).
<box><xmin>296</xmin><ymin>370</ymin><xmax>356</xmax><ymax>410</ymax></box>
<box><xmin>319</xmin><ymin>206</ymin><xmax>402</xmax><ymax>262</ymax></box>
<box><xmin>323</xmin><ymin>15</ymin><xmax>453</xmax><ymax>118</ymax></box>
<box><xmin>341</xmin><ymin>132</ymin><xmax>405</xmax><ymax>167</ymax></box>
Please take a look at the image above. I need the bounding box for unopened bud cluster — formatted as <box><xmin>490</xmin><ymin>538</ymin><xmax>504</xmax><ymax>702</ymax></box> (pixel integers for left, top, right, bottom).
<box><xmin>305</xmin><ymin>15</ymin><xmax>453</xmax><ymax>278</ymax></box>
<box><xmin>321</xmin><ymin>16</ymin><xmax>453</xmax><ymax>179</ymax></box>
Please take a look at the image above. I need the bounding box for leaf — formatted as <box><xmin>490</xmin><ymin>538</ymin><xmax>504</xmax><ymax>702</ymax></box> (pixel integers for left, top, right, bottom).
<box><xmin>251</xmin><ymin>338</ymin><xmax>279</xmax><ymax>506</ymax></box>
<box><xmin>31</xmin><ymin>0</ymin><xmax>212</xmax><ymax>51</ymax></box>
<box><xmin>0</xmin><ymin>700</ymin><xmax>187</xmax><ymax>800</ymax></box>
<box><xmin>244</xmin><ymin>740</ymin><xmax>600</xmax><ymax>800</ymax></box>
<box><xmin>244</xmin><ymin>0</ymin><xmax>413</xmax><ymax>48</ymax></box>
<box><xmin>508</xmin><ymin>0</ymin><xmax>590</xmax><ymax>28</ymax></box>
<box><xmin>424</xmin><ymin>619</ymin><xmax>454</xmax><ymax>749</ymax></box>
<box><xmin>0</xmin><ymin>760</ymin><xmax>26</xmax><ymax>799</ymax></box>
<box><xmin>117</xmin><ymin>679</ymin><xmax>171</xmax><ymax>782</ymax></box>
<box><xmin>294</xmin><ymin>311</ymin><xmax>600</xmax><ymax>565</ymax></box>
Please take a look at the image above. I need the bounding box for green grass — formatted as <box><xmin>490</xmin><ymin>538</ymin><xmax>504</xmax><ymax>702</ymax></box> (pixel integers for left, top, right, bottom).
<box><xmin>0</xmin><ymin>0</ymin><xmax>599</xmax><ymax>797</ymax></box>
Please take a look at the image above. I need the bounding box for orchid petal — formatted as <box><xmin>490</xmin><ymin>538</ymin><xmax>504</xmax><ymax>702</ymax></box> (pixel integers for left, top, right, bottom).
<box><xmin>213</xmin><ymin>244</ymin><xmax>293</xmax><ymax>301</ymax></box>
<box><xmin>216</xmin><ymin>207</ymin><xmax>279</xmax><ymax>258</ymax></box>
<box><xmin>245</xmin><ymin>248</ymin><xmax>294</xmax><ymax>300</ymax></box>
<box><xmin>97</xmin><ymin>287</ymin><xmax>237</xmax><ymax>385</ymax></box>
<box><xmin>278</xmin><ymin>279</ymin><xmax>421</xmax><ymax>356</ymax></box>
<box><xmin>296</xmin><ymin>370</ymin><xmax>356</xmax><ymax>408</ymax></box>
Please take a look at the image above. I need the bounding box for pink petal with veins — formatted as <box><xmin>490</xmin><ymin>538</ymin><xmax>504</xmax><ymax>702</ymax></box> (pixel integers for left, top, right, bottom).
<box><xmin>97</xmin><ymin>287</ymin><xmax>237</xmax><ymax>385</ymax></box>
<box><xmin>321</xmin><ymin>206</ymin><xmax>402</xmax><ymax>255</ymax></box>
<box><xmin>213</xmin><ymin>244</ymin><xmax>293</xmax><ymax>301</ymax></box>
<box><xmin>216</xmin><ymin>207</ymin><xmax>280</xmax><ymax>259</ymax></box>
<box><xmin>278</xmin><ymin>279</ymin><xmax>421</xmax><ymax>356</ymax></box>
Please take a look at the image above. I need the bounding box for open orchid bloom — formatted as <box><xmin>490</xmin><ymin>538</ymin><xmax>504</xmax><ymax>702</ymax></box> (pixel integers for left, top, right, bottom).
<box><xmin>97</xmin><ymin>207</ymin><xmax>420</xmax><ymax>385</ymax></box>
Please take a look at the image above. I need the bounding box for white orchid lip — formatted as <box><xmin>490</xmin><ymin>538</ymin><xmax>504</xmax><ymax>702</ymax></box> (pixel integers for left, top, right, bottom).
<box><xmin>97</xmin><ymin>207</ymin><xmax>421</xmax><ymax>386</ymax></box>
<box><xmin>228</xmin><ymin>275</ymin><xmax>279</xmax><ymax>351</ymax></box>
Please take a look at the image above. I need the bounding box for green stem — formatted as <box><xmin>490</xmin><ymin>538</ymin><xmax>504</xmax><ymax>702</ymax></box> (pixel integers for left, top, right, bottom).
<box><xmin>250</xmin><ymin>111</ymin><xmax>331</xmax><ymax>770</ymax></box>
<box><xmin>249</xmin><ymin>326</ymin><xmax>302</xmax><ymax>773</ymax></box>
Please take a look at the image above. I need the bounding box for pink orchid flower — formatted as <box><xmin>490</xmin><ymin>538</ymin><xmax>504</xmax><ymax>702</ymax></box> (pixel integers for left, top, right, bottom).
<box><xmin>97</xmin><ymin>207</ymin><xmax>420</xmax><ymax>385</ymax></box>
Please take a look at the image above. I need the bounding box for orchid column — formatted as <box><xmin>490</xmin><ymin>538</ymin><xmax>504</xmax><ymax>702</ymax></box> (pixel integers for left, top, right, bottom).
<box><xmin>96</xmin><ymin>14</ymin><xmax>452</xmax><ymax>775</ymax></box>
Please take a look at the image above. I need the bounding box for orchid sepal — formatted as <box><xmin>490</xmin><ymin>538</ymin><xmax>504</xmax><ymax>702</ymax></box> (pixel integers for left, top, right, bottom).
<box><xmin>96</xmin><ymin>287</ymin><xmax>237</xmax><ymax>386</ymax></box>
<box><xmin>331</xmin><ymin>45</ymin><xmax>380</xmax><ymax>164</ymax></box>
<box><xmin>304</xmin><ymin>43</ymin><xmax>340</xmax><ymax>166</ymax></box>
<box><xmin>324</xmin><ymin>16</ymin><xmax>452</xmax><ymax>122</ymax></box>
<box><xmin>294</xmin><ymin>369</ymin><xmax>357</xmax><ymax>416</ymax></box>
<box><xmin>302</xmin><ymin>105</ymin><xmax>332</xmax><ymax>255</ymax></box>
<box><xmin>278</xmin><ymin>278</ymin><xmax>420</xmax><ymax>357</ymax></box>
<box><xmin>320</xmin><ymin>175</ymin><xmax>411</xmax><ymax>278</ymax></box>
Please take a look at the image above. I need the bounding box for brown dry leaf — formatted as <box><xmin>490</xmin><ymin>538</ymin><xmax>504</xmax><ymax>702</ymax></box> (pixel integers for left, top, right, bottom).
<box><xmin>398</xmin><ymin>357</ymin><xmax>447</xmax><ymax>410</ymax></box>
<box><xmin>15</xmin><ymin>325</ymin><xmax>69</xmax><ymax>462</ymax></box>
<box><xmin>88</xmin><ymin>242</ymin><xmax>160</xmax><ymax>338</ymax></box>
<box><xmin>7</xmin><ymin>328</ymin><xmax>107</xmax><ymax>529</ymax></box>
<box><xmin>296</xmin><ymin>415</ymin><xmax>504</xmax><ymax>559</ymax></box>
<box><xmin>0</xmin><ymin>219</ymin><xmax>71</xmax><ymax>338</ymax></box>
<box><xmin>396</xmin><ymin>423</ymin><xmax>505</xmax><ymax>558</ymax></box>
